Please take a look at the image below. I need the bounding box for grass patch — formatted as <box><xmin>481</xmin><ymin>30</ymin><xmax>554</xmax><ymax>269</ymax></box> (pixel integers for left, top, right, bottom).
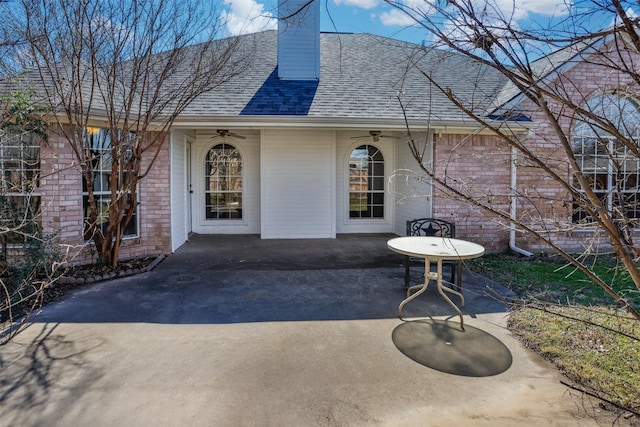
<box><xmin>467</xmin><ymin>253</ymin><xmax>640</xmax><ymax>415</ymax></box>
<box><xmin>468</xmin><ymin>253</ymin><xmax>640</xmax><ymax>309</ymax></box>
<box><xmin>509</xmin><ymin>305</ymin><xmax>640</xmax><ymax>413</ymax></box>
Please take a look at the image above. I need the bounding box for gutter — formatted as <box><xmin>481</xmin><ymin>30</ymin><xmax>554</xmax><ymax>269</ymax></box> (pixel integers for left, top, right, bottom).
<box><xmin>510</xmin><ymin>143</ymin><xmax>533</xmax><ymax>257</ymax></box>
<box><xmin>170</xmin><ymin>116</ymin><xmax>537</xmax><ymax>133</ymax></box>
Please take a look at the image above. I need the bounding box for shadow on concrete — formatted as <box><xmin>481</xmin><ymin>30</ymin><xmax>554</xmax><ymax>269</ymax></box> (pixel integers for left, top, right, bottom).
<box><xmin>392</xmin><ymin>319</ymin><xmax>513</xmax><ymax>376</ymax></box>
<box><xmin>0</xmin><ymin>323</ymin><xmax>105</xmax><ymax>424</ymax></box>
<box><xmin>33</xmin><ymin>234</ymin><xmax>513</xmax><ymax>325</ymax></box>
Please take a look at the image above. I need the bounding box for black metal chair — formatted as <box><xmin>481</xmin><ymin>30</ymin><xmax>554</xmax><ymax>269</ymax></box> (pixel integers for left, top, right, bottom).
<box><xmin>404</xmin><ymin>218</ymin><xmax>463</xmax><ymax>291</ymax></box>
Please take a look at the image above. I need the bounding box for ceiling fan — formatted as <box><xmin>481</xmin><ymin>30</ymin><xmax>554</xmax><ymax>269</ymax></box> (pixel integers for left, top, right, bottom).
<box><xmin>210</xmin><ymin>129</ymin><xmax>246</xmax><ymax>140</ymax></box>
<box><xmin>351</xmin><ymin>130</ymin><xmax>393</xmax><ymax>142</ymax></box>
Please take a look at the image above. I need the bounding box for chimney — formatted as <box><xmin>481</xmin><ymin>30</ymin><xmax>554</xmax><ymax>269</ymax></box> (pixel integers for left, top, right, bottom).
<box><xmin>278</xmin><ymin>0</ymin><xmax>320</xmax><ymax>80</ymax></box>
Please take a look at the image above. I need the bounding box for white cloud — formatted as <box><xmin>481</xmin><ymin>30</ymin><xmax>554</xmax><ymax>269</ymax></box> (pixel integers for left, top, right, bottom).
<box><xmin>517</xmin><ymin>0</ymin><xmax>572</xmax><ymax>17</ymax></box>
<box><xmin>489</xmin><ymin>0</ymin><xmax>573</xmax><ymax>20</ymax></box>
<box><xmin>422</xmin><ymin>0</ymin><xmax>572</xmax><ymax>47</ymax></box>
<box><xmin>222</xmin><ymin>0</ymin><xmax>277</xmax><ymax>36</ymax></box>
<box><xmin>378</xmin><ymin>0</ymin><xmax>436</xmax><ymax>27</ymax></box>
<box><xmin>334</xmin><ymin>0</ymin><xmax>380</xmax><ymax>10</ymax></box>
<box><xmin>377</xmin><ymin>0</ymin><xmax>572</xmax><ymax>31</ymax></box>
<box><xmin>380</xmin><ymin>9</ymin><xmax>418</xmax><ymax>26</ymax></box>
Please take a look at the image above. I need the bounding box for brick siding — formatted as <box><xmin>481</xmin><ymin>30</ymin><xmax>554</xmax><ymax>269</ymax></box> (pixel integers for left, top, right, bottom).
<box><xmin>431</xmin><ymin>133</ymin><xmax>512</xmax><ymax>252</ymax></box>
<box><xmin>433</xmin><ymin>36</ymin><xmax>640</xmax><ymax>254</ymax></box>
<box><xmin>40</xmin><ymin>126</ymin><xmax>172</xmax><ymax>265</ymax></box>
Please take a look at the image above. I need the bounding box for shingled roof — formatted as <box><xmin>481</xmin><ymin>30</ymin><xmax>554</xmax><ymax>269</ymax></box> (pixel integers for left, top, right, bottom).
<box><xmin>0</xmin><ymin>30</ymin><xmax>513</xmax><ymax>128</ymax></box>
<box><xmin>487</xmin><ymin>34</ymin><xmax>610</xmax><ymax>117</ymax></box>
<box><xmin>177</xmin><ymin>30</ymin><xmax>508</xmax><ymax>127</ymax></box>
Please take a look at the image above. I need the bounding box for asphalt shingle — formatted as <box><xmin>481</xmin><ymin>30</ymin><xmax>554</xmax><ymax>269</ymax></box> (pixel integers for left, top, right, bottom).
<box><xmin>179</xmin><ymin>31</ymin><xmax>509</xmax><ymax>124</ymax></box>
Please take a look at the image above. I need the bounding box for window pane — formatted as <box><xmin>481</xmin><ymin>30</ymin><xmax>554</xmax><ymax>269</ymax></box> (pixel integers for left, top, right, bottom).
<box><xmin>124</xmin><ymin>210</ymin><xmax>137</xmax><ymax>235</ymax></box>
<box><xmin>373</xmin><ymin>177</ymin><xmax>384</xmax><ymax>190</ymax></box>
<box><xmin>372</xmin><ymin>163</ymin><xmax>384</xmax><ymax>177</ymax></box>
<box><xmin>0</xmin><ymin>129</ymin><xmax>41</xmax><ymax>246</ymax></box>
<box><xmin>83</xmin><ymin>195</ymin><xmax>110</xmax><ymax>225</ymax></box>
<box><xmin>349</xmin><ymin>145</ymin><xmax>384</xmax><ymax>219</ymax></box>
<box><xmin>93</xmin><ymin>172</ymin><xmax>110</xmax><ymax>192</ymax></box>
<box><xmin>372</xmin><ymin>193</ymin><xmax>384</xmax><ymax>205</ymax></box>
<box><xmin>1</xmin><ymin>129</ymin><xmax>40</xmax><ymax>192</ymax></box>
<box><xmin>0</xmin><ymin>195</ymin><xmax>41</xmax><ymax>244</ymax></box>
<box><xmin>205</xmin><ymin>143</ymin><xmax>243</xmax><ymax>220</ymax></box>
<box><xmin>82</xmin><ymin>128</ymin><xmax>139</xmax><ymax>239</ymax></box>
<box><xmin>575</xmin><ymin>94</ymin><xmax>640</xmax><ymax>138</ymax></box>
<box><xmin>206</xmin><ymin>192</ymin><xmax>243</xmax><ymax>219</ymax></box>
<box><xmin>573</xmin><ymin>95</ymin><xmax>640</xmax><ymax>225</ymax></box>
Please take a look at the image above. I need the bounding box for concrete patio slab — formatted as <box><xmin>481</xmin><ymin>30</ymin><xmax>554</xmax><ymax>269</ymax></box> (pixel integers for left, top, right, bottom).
<box><xmin>0</xmin><ymin>234</ymin><xmax>631</xmax><ymax>426</ymax></box>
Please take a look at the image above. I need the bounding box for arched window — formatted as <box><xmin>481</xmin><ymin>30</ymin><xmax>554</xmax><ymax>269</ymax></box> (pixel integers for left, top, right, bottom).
<box><xmin>572</xmin><ymin>94</ymin><xmax>640</xmax><ymax>223</ymax></box>
<box><xmin>348</xmin><ymin>145</ymin><xmax>384</xmax><ymax>219</ymax></box>
<box><xmin>205</xmin><ymin>143</ymin><xmax>242</xmax><ymax>220</ymax></box>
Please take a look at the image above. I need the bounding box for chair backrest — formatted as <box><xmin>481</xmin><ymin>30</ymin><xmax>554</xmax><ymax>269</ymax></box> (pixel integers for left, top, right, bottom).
<box><xmin>406</xmin><ymin>218</ymin><xmax>455</xmax><ymax>238</ymax></box>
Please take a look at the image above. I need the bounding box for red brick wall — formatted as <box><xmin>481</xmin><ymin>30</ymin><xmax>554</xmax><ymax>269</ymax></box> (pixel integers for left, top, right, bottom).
<box><xmin>136</xmin><ymin>134</ymin><xmax>172</xmax><ymax>257</ymax></box>
<box><xmin>432</xmin><ymin>36</ymin><xmax>640</xmax><ymax>254</ymax></box>
<box><xmin>513</xmin><ymin>37</ymin><xmax>640</xmax><ymax>253</ymax></box>
<box><xmin>431</xmin><ymin>133</ymin><xmax>512</xmax><ymax>252</ymax></box>
<box><xmin>40</xmin><ymin>126</ymin><xmax>172</xmax><ymax>265</ymax></box>
<box><xmin>40</xmin><ymin>125</ymin><xmax>86</xmax><ymax>262</ymax></box>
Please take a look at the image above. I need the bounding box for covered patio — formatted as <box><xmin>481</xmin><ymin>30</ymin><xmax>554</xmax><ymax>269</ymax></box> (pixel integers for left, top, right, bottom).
<box><xmin>34</xmin><ymin>234</ymin><xmax>508</xmax><ymax>323</ymax></box>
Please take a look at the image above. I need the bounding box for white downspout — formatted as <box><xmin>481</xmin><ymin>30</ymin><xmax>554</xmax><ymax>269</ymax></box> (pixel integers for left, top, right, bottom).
<box><xmin>510</xmin><ymin>143</ymin><xmax>533</xmax><ymax>256</ymax></box>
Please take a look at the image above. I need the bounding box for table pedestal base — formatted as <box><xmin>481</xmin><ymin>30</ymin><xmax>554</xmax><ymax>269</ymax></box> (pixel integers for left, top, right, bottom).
<box><xmin>397</xmin><ymin>258</ymin><xmax>466</xmax><ymax>330</ymax></box>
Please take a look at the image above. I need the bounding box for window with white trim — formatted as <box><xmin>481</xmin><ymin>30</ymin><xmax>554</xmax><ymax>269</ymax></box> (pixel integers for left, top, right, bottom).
<box><xmin>205</xmin><ymin>143</ymin><xmax>243</xmax><ymax>219</ymax></box>
<box><xmin>349</xmin><ymin>144</ymin><xmax>384</xmax><ymax>218</ymax></box>
<box><xmin>572</xmin><ymin>94</ymin><xmax>640</xmax><ymax>224</ymax></box>
<box><xmin>0</xmin><ymin>128</ymin><xmax>41</xmax><ymax>248</ymax></box>
<box><xmin>82</xmin><ymin>128</ymin><xmax>138</xmax><ymax>240</ymax></box>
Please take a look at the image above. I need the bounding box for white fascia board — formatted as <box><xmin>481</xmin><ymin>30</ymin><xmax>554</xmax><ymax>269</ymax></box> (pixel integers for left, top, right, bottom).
<box><xmin>170</xmin><ymin>116</ymin><xmax>536</xmax><ymax>134</ymax></box>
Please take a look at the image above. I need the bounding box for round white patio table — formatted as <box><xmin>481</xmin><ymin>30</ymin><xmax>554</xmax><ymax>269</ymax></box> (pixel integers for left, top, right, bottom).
<box><xmin>387</xmin><ymin>236</ymin><xmax>485</xmax><ymax>330</ymax></box>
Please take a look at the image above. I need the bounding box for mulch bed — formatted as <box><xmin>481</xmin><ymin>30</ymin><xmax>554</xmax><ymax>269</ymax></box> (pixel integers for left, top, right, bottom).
<box><xmin>2</xmin><ymin>255</ymin><xmax>164</xmax><ymax>323</ymax></box>
<box><xmin>42</xmin><ymin>254</ymin><xmax>165</xmax><ymax>305</ymax></box>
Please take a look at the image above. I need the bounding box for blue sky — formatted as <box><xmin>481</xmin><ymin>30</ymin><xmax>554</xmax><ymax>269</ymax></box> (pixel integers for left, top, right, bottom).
<box><xmin>220</xmin><ymin>0</ymin><xmax>620</xmax><ymax>45</ymax></box>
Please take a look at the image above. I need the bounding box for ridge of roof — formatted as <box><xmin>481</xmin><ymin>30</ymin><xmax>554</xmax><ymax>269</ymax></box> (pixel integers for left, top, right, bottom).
<box><xmin>178</xmin><ymin>30</ymin><xmax>508</xmax><ymax>124</ymax></box>
<box><xmin>488</xmin><ymin>33</ymin><xmax>611</xmax><ymax>116</ymax></box>
<box><xmin>1</xmin><ymin>29</ymin><xmax>509</xmax><ymax>127</ymax></box>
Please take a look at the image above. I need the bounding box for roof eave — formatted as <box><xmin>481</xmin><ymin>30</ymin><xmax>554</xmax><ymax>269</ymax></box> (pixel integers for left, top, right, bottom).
<box><xmin>487</xmin><ymin>33</ymin><xmax>613</xmax><ymax>116</ymax></box>
<box><xmin>170</xmin><ymin>115</ymin><xmax>536</xmax><ymax>134</ymax></box>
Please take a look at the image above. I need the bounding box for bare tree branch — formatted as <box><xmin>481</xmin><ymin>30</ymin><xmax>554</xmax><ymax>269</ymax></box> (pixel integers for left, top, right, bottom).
<box><xmin>387</xmin><ymin>0</ymin><xmax>640</xmax><ymax>319</ymax></box>
<box><xmin>4</xmin><ymin>0</ymin><xmax>249</xmax><ymax>267</ymax></box>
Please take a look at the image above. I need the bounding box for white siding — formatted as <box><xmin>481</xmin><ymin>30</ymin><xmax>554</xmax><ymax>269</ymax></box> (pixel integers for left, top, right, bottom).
<box><xmin>261</xmin><ymin>129</ymin><xmax>335</xmax><ymax>238</ymax></box>
<box><xmin>336</xmin><ymin>131</ymin><xmax>394</xmax><ymax>234</ymax></box>
<box><xmin>277</xmin><ymin>0</ymin><xmax>320</xmax><ymax>80</ymax></box>
<box><xmin>192</xmin><ymin>131</ymin><xmax>261</xmax><ymax>234</ymax></box>
<box><xmin>392</xmin><ymin>131</ymin><xmax>433</xmax><ymax>235</ymax></box>
<box><xmin>170</xmin><ymin>130</ymin><xmax>192</xmax><ymax>252</ymax></box>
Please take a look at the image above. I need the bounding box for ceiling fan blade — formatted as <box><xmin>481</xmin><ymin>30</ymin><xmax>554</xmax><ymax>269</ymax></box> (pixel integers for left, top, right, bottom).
<box><xmin>211</xmin><ymin>129</ymin><xmax>246</xmax><ymax>140</ymax></box>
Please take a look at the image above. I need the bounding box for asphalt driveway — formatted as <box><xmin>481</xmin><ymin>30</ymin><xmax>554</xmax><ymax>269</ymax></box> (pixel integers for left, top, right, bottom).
<box><xmin>0</xmin><ymin>234</ymin><xmax>627</xmax><ymax>426</ymax></box>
